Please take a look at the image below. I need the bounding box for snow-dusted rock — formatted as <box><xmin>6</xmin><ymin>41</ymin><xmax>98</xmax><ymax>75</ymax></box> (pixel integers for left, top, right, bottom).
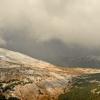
<box><xmin>0</xmin><ymin>48</ymin><xmax>100</xmax><ymax>100</ymax></box>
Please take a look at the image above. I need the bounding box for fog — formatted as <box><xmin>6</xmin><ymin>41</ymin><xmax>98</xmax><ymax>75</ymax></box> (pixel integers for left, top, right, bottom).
<box><xmin>0</xmin><ymin>0</ymin><xmax>100</xmax><ymax>66</ymax></box>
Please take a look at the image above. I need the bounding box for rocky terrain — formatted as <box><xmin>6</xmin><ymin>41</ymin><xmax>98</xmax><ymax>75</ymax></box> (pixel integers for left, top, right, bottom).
<box><xmin>59</xmin><ymin>73</ymin><xmax>100</xmax><ymax>100</ymax></box>
<box><xmin>0</xmin><ymin>48</ymin><xmax>100</xmax><ymax>100</ymax></box>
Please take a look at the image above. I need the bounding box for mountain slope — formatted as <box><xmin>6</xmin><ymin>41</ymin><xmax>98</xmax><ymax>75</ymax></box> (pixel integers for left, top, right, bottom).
<box><xmin>0</xmin><ymin>48</ymin><xmax>100</xmax><ymax>100</ymax></box>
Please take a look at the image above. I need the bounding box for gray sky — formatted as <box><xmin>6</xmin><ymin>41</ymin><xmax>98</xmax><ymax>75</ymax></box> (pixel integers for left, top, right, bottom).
<box><xmin>0</xmin><ymin>0</ymin><xmax>100</xmax><ymax>66</ymax></box>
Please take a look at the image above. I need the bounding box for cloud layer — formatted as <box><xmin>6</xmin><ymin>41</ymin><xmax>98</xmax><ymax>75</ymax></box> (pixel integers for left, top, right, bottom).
<box><xmin>0</xmin><ymin>0</ymin><xmax>100</xmax><ymax>66</ymax></box>
<box><xmin>0</xmin><ymin>0</ymin><xmax>100</xmax><ymax>46</ymax></box>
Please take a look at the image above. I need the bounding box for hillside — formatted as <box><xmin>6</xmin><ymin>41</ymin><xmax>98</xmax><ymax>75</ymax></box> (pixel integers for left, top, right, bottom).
<box><xmin>0</xmin><ymin>48</ymin><xmax>100</xmax><ymax>100</ymax></box>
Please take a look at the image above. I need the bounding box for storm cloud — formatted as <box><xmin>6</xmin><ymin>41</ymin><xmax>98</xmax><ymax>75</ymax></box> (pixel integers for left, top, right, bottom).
<box><xmin>0</xmin><ymin>0</ymin><xmax>100</xmax><ymax>66</ymax></box>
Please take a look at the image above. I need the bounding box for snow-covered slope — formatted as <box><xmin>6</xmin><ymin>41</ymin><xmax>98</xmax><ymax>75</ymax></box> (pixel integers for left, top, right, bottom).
<box><xmin>0</xmin><ymin>48</ymin><xmax>100</xmax><ymax>100</ymax></box>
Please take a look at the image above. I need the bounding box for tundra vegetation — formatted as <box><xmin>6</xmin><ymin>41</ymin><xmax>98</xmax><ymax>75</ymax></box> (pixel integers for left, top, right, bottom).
<box><xmin>59</xmin><ymin>73</ymin><xmax>100</xmax><ymax>100</ymax></box>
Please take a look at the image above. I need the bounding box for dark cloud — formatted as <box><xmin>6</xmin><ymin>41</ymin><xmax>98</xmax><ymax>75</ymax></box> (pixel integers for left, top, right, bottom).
<box><xmin>0</xmin><ymin>0</ymin><xmax>100</xmax><ymax>66</ymax></box>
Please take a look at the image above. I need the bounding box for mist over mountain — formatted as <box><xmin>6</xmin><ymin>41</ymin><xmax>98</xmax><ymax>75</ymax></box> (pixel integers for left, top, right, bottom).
<box><xmin>1</xmin><ymin>38</ymin><xmax>100</xmax><ymax>67</ymax></box>
<box><xmin>1</xmin><ymin>1</ymin><xmax>100</xmax><ymax>100</ymax></box>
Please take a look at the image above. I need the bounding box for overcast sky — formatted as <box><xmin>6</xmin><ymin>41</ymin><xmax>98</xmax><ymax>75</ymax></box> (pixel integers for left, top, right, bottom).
<box><xmin>0</xmin><ymin>0</ymin><xmax>100</xmax><ymax>66</ymax></box>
